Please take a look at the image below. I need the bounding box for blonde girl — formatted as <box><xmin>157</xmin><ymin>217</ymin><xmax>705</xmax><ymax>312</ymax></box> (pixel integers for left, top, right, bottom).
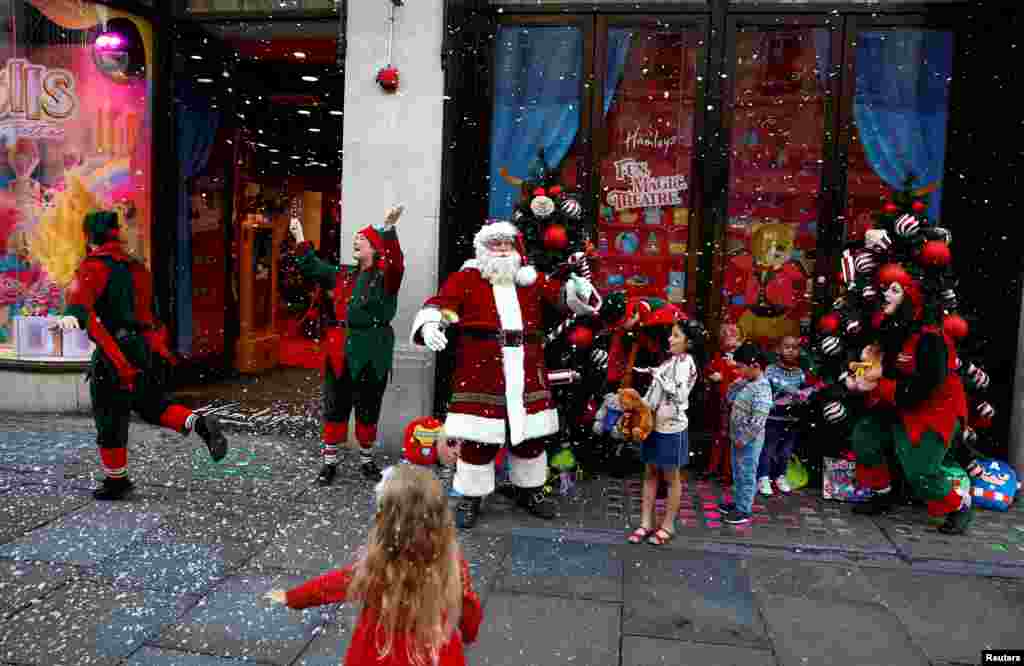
<box><xmin>265</xmin><ymin>465</ymin><xmax>482</xmax><ymax>665</ymax></box>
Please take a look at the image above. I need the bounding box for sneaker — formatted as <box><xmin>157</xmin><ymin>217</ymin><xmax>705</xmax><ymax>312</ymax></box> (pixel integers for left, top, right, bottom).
<box><xmin>722</xmin><ymin>509</ymin><xmax>751</xmax><ymax>525</ymax></box>
<box><xmin>360</xmin><ymin>460</ymin><xmax>383</xmax><ymax>482</ymax></box>
<box><xmin>195</xmin><ymin>415</ymin><xmax>228</xmax><ymax>462</ymax></box>
<box><xmin>455</xmin><ymin>496</ymin><xmax>482</xmax><ymax>529</ymax></box>
<box><xmin>938</xmin><ymin>499</ymin><xmax>974</xmax><ymax>535</ymax></box>
<box><xmin>518</xmin><ymin>487</ymin><xmax>557</xmax><ymax>520</ymax></box>
<box><xmin>758</xmin><ymin>477</ymin><xmax>774</xmax><ymax>496</ymax></box>
<box><xmin>774</xmin><ymin>475</ymin><xmax>792</xmax><ymax>494</ymax></box>
<box><xmin>316</xmin><ymin>463</ymin><xmax>337</xmax><ymax>486</ymax></box>
<box><xmin>93</xmin><ymin>477</ymin><xmax>135</xmax><ymax>501</ymax></box>
<box><xmin>718</xmin><ymin>501</ymin><xmax>737</xmax><ymax>513</ymax></box>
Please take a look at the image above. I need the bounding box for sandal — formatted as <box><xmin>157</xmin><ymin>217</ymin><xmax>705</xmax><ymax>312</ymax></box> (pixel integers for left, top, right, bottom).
<box><xmin>647</xmin><ymin>527</ymin><xmax>675</xmax><ymax>546</ymax></box>
<box><xmin>627</xmin><ymin>527</ymin><xmax>654</xmax><ymax>544</ymax></box>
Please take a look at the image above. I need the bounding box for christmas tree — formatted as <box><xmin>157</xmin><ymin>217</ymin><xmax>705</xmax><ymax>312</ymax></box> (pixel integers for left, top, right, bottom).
<box><xmin>812</xmin><ymin>178</ymin><xmax>994</xmax><ymax>460</ymax></box>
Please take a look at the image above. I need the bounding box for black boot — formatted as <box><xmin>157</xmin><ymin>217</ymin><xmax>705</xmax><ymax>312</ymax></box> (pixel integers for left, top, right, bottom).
<box><xmin>518</xmin><ymin>486</ymin><xmax>556</xmax><ymax>520</ymax></box>
<box><xmin>317</xmin><ymin>463</ymin><xmax>337</xmax><ymax>486</ymax></box>
<box><xmin>93</xmin><ymin>477</ymin><xmax>135</xmax><ymax>500</ymax></box>
<box><xmin>455</xmin><ymin>496</ymin><xmax>482</xmax><ymax>529</ymax></box>
<box><xmin>360</xmin><ymin>460</ymin><xmax>382</xmax><ymax>481</ymax></box>
<box><xmin>195</xmin><ymin>415</ymin><xmax>228</xmax><ymax>462</ymax></box>
<box><xmin>938</xmin><ymin>502</ymin><xmax>973</xmax><ymax>535</ymax></box>
<box><xmin>853</xmin><ymin>489</ymin><xmax>893</xmax><ymax>516</ymax></box>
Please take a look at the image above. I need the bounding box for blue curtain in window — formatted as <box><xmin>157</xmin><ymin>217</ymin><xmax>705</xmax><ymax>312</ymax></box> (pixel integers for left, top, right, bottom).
<box><xmin>605</xmin><ymin>28</ymin><xmax>633</xmax><ymax>116</ymax></box>
<box><xmin>174</xmin><ymin>83</ymin><xmax>220</xmax><ymax>355</ymax></box>
<box><xmin>488</xmin><ymin>26</ymin><xmax>583</xmax><ymax>219</ymax></box>
<box><xmin>854</xmin><ymin>30</ymin><xmax>953</xmax><ymax>222</ymax></box>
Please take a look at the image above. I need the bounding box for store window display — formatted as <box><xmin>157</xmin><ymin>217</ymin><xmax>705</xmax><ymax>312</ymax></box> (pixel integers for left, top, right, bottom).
<box><xmin>0</xmin><ymin>1</ymin><xmax>153</xmax><ymax>361</ymax></box>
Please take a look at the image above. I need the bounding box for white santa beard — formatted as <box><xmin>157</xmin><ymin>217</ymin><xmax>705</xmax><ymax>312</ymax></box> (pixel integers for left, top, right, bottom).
<box><xmin>478</xmin><ymin>249</ymin><xmax>521</xmax><ymax>285</ymax></box>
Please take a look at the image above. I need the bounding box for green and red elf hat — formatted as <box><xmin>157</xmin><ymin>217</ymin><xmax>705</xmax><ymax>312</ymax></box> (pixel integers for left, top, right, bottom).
<box><xmin>83</xmin><ymin>210</ymin><xmax>120</xmax><ymax>246</ymax></box>
<box><xmin>877</xmin><ymin>262</ymin><xmax>923</xmax><ymax>321</ymax></box>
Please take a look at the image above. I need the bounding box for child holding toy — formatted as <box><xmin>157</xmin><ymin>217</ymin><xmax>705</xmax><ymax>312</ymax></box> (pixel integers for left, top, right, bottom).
<box><xmin>264</xmin><ymin>465</ymin><xmax>482</xmax><ymax>665</ymax></box>
<box><xmin>703</xmin><ymin>322</ymin><xmax>744</xmax><ymax>484</ymax></box>
<box><xmin>758</xmin><ymin>335</ymin><xmax>814</xmax><ymax>496</ymax></box>
<box><xmin>626</xmin><ymin>318</ymin><xmax>699</xmax><ymax>546</ymax></box>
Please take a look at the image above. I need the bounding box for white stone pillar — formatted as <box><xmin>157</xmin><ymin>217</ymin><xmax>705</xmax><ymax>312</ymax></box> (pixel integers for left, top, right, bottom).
<box><xmin>341</xmin><ymin>0</ymin><xmax>444</xmax><ymax>452</ymax></box>
<box><xmin>1009</xmin><ymin>280</ymin><xmax>1024</xmax><ymax>475</ymax></box>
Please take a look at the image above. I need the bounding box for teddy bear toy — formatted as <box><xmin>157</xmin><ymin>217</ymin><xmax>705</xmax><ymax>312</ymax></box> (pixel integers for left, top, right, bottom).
<box><xmin>617</xmin><ymin>388</ymin><xmax>654</xmax><ymax>443</ymax></box>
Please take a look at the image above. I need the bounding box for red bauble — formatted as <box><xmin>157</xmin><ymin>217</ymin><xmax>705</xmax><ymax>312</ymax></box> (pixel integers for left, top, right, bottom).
<box><xmin>943</xmin><ymin>314</ymin><xmax>969</xmax><ymax>340</ymax></box>
<box><xmin>548</xmin><ymin>185</ymin><xmax>563</xmax><ymax>195</ymax></box>
<box><xmin>818</xmin><ymin>312</ymin><xmax>841</xmax><ymax>334</ymax></box>
<box><xmin>877</xmin><ymin>263</ymin><xmax>910</xmax><ymax>286</ymax></box>
<box><xmin>568</xmin><ymin>325</ymin><xmax>594</xmax><ymax>349</ymax></box>
<box><xmin>543</xmin><ymin>224</ymin><xmax>569</xmax><ymax>250</ymax></box>
<box><xmin>533</xmin><ymin>187</ymin><xmax>547</xmax><ymax>196</ymax></box>
<box><xmin>376</xmin><ymin>66</ymin><xmax>400</xmax><ymax>92</ymax></box>
<box><xmin>911</xmin><ymin>200</ymin><xmax>927</xmax><ymax>213</ymax></box>
<box><xmin>882</xmin><ymin>202</ymin><xmax>899</xmax><ymax>214</ymax></box>
<box><xmin>919</xmin><ymin>240</ymin><xmax>952</xmax><ymax>267</ymax></box>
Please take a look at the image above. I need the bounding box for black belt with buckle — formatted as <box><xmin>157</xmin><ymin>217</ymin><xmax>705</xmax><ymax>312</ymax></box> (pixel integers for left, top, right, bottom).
<box><xmin>460</xmin><ymin>328</ymin><xmax>543</xmax><ymax>347</ymax></box>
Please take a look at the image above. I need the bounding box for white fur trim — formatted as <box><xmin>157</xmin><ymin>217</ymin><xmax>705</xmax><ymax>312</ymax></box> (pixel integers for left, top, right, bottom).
<box><xmin>409</xmin><ymin>307</ymin><xmax>443</xmax><ymax>346</ymax></box>
<box><xmin>474</xmin><ymin>221</ymin><xmax>519</xmax><ymax>247</ymax></box>
<box><xmin>445</xmin><ymin>412</ymin><xmax>506</xmax><ymax>444</ymax></box>
<box><xmin>461</xmin><ymin>259</ymin><xmax>480</xmax><ymax>271</ymax></box>
<box><xmin>492</xmin><ymin>282</ymin><xmax>527</xmax><ymax>443</ymax></box>
<box><xmin>522</xmin><ymin>408</ymin><xmax>559</xmax><ymax>442</ymax></box>
<box><xmin>454</xmin><ymin>459</ymin><xmax>496</xmax><ymax>497</ymax></box>
<box><xmin>509</xmin><ymin>450</ymin><xmax>548</xmax><ymax>488</ymax></box>
<box><xmin>516</xmin><ymin>265</ymin><xmax>538</xmax><ymax>287</ymax></box>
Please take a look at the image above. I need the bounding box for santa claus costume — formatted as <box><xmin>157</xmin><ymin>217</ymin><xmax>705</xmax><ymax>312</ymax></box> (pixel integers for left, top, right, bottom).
<box><xmin>410</xmin><ymin>220</ymin><xmax>597</xmax><ymax>528</ymax></box>
<box><xmin>290</xmin><ymin>206</ymin><xmax>404</xmax><ymax>484</ymax></box>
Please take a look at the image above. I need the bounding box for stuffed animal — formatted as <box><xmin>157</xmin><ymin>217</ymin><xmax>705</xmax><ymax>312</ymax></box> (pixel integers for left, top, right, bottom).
<box><xmin>967</xmin><ymin>459</ymin><xmax>1018</xmax><ymax>512</ymax></box>
<box><xmin>617</xmin><ymin>387</ymin><xmax>654</xmax><ymax>443</ymax></box>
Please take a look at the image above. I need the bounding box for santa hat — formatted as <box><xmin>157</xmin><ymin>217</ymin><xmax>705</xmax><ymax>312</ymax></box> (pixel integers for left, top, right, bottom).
<box><xmin>474</xmin><ymin>219</ymin><xmax>537</xmax><ymax>286</ymax></box>
<box><xmin>356</xmin><ymin>225</ymin><xmax>385</xmax><ymax>254</ymax></box>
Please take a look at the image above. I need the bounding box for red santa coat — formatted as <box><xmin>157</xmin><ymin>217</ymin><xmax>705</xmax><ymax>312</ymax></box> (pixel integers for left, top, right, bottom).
<box><xmin>411</xmin><ymin>264</ymin><xmax>564</xmax><ymax>446</ymax></box>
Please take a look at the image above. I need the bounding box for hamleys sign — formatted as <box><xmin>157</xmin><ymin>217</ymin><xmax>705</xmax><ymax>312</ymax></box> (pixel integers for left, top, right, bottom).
<box><xmin>0</xmin><ymin>58</ymin><xmax>79</xmax><ymax>140</ymax></box>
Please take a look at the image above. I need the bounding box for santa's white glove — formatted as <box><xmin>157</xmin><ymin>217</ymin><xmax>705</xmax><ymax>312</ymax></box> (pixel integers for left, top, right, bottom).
<box><xmin>57</xmin><ymin>316</ymin><xmax>80</xmax><ymax>331</ymax></box>
<box><xmin>289</xmin><ymin>217</ymin><xmax>305</xmax><ymax>244</ymax></box>
<box><xmin>421</xmin><ymin>322</ymin><xmax>448</xmax><ymax>352</ymax></box>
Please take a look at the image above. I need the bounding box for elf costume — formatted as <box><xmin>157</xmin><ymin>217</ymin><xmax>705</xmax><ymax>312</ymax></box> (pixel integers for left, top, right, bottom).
<box><xmin>63</xmin><ymin>211</ymin><xmax>227</xmax><ymax>500</ymax></box>
<box><xmin>849</xmin><ymin>264</ymin><xmax>971</xmax><ymax>533</ymax></box>
<box><xmin>292</xmin><ymin>212</ymin><xmax>404</xmax><ymax>484</ymax></box>
<box><xmin>702</xmin><ymin>323</ymin><xmax>744</xmax><ymax>484</ymax></box>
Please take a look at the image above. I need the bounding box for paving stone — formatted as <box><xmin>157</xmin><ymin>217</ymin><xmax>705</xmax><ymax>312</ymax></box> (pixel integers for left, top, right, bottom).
<box><xmin>153</xmin><ymin>573</ymin><xmax>329</xmax><ymax>664</ymax></box>
<box><xmin>760</xmin><ymin>595</ymin><xmax>928</xmax><ymax>666</ymax></box>
<box><xmin>469</xmin><ymin>593</ymin><xmax>620</xmax><ymax>666</ymax></box>
<box><xmin>622</xmin><ymin>550</ymin><xmax>767</xmax><ymax>648</ymax></box>
<box><xmin>746</xmin><ymin>558</ymin><xmax>884</xmax><ymax>605</ymax></box>
<box><xmin>0</xmin><ymin>503</ymin><xmax>163</xmax><ymax>564</ymax></box>
<box><xmin>621</xmin><ymin>636</ymin><xmax>776</xmax><ymax>666</ymax></box>
<box><xmin>125</xmin><ymin>647</ymin><xmax>255</xmax><ymax>665</ymax></box>
<box><xmin>153</xmin><ymin>495</ymin><xmax>293</xmax><ymax>546</ymax></box>
<box><xmin>0</xmin><ymin>485</ymin><xmax>90</xmax><ymax>544</ymax></box>
<box><xmin>292</xmin><ymin>606</ymin><xmax>359</xmax><ymax>665</ymax></box>
<box><xmin>862</xmin><ymin>569</ymin><xmax>1024</xmax><ymax>664</ymax></box>
<box><xmin>499</xmin><ymin>535</ymin><xmax>622</xmax><ymax>601</ymax></box>
<box><xmin>95</xmin><ymin>539</ymin><xmax>252</xmax><ymax>595</ymax></box>
<box><xmin>0</xmin><ymin>561</ymin><xmax>75</xmax><ymax>618</ymax></box>
<box><xmin>0</xmin><ymin>578</ymin><xmax>189</xmax><ymax>666</ymax></box>
<box><xmin>878</xmin><ymin>506</ymin><xmax>1024</xmax><ymax>567</ymax></box>
<box><xmin>457</xmin><ymin>533</ymin><xmax>511</xmax><ymax>607</ymax></box>
<box><xmin>0</xmin><ymin>430</ymin><xmax>95</xmax><ymax>466</ymax></box>
<box><xmin>247</xmin><ymin>513</ymin><xmax>369</xmax><ymax>575</ymax></box>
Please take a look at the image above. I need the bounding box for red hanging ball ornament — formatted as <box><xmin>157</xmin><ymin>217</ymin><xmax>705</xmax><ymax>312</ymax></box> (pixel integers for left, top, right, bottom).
<box><xmin>911</xmin><ymin>200</ymin><xmax>927</xmax><ymax>214</ymax></box>
<box><xmin>818</xmin><ymin>312</ymin><xmax>840</xmax><ymax>334</ymax></box>
<box><xmin>877</xmin><ymin>263</ymin><xmax>910</xmax><ymax>287</ymax></box>
<box><xmin>548</xmin><ymin>185</ymin><xmax>563</xmax><ymax>195</ymax></box>
<box><xmin>943</xmin><ymin>314</ymin><xmax>969</xmax><ymax>340</ymax></box>
<box><xmin>568</xmin><ymin>325</ymin><xmax>594</xmax><ymax>349</ymax></box>
<box><xmin>918</xmin><ymin>240</ymin><xmax>952</xmax><ymax>267</ymax></box>
<box><xmin>882</xmin><ymin>201</ymin><xmax>899</xmax><ymax>214</ymax></box>
<box><xmin>376</xmin><ymin>66</ymin><xmax>400</xmax><ymax>92</ymax></box>
<box><xmin>543</xmin><ymin>224</ymin><xmax>569</xmax><ymax>250</ymax></box>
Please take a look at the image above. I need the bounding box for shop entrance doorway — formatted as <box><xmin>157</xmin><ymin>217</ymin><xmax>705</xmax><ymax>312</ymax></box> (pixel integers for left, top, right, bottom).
<box><xmin>170</xmin><ymin>18</ymin><xmax>343</xmax><ymax>424</ymax></box>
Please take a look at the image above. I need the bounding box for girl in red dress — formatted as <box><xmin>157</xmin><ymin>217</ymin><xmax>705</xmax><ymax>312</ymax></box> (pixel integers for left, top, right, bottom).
<box><xmin>265</xmin><ymin>465</ymin><xmax>483</xmax><ymax>665</ymax></box>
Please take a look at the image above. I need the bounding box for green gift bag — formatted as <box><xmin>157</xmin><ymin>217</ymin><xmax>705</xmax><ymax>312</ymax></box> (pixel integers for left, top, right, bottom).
<box><xmin>785</xmin><ymin>455</ymin><xmax>809</xmax><ymax>491</ymax></box>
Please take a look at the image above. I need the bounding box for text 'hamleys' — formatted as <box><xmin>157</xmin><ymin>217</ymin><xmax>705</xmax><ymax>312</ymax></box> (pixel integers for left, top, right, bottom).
<box><xmin>0</xmin><ymin>59</ymin><xmax>79</xmax><ymax>138</ymax></box>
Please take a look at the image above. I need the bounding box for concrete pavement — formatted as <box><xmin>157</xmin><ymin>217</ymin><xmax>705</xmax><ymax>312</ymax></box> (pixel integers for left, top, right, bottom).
<box><xmin>1</xmin><ymin>414</ymin><xmax>1022</xmax><ymax>665</ymax></box>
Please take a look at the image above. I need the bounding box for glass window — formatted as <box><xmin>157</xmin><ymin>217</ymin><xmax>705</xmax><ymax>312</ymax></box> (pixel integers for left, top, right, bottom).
<box><xmin>0</xmin><ymin>1</ymin><xmax>153</xmax><ymax>361</ymax></box>
<box><xmin>845</xmin><ymin>29</ymin><xmax>953</xmax><ymax>240</ymax></box>
<box><xmin>594</xmin><ymin>25</ymin><xmax>702</xmax><ymax>307</ymax></box>
<box><xmin>488</xmin><ymin>25</ymin><xmax>583</xmax><ymax>220</ymax></box>
<box><xmin>720</xmin><ymin>27</ymin><xmax>831</xmax><ymax>348</ymax></box>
